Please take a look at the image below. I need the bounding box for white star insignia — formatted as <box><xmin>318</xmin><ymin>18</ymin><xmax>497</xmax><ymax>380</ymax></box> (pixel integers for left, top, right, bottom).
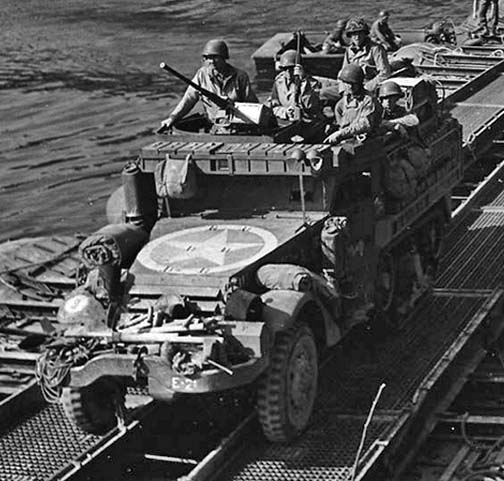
<box><xmin>164</xmin><ymin>229</ymin><xmax>262</xmax><ymax>267</ymax></box>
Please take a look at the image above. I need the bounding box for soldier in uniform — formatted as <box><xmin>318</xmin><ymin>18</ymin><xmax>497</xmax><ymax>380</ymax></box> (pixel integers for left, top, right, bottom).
<box><xmin>370</xmin><ymin>10</ymin><xmax>400</xmax><ymax>52</ymax></box>
<box><xmin>477</xmin><ymin>0</ymin><xmax>499</xmax><ymax>36</ymax></box>
<box><xmin>268</xmin><ymin>50</ymin><xmax>325</xmax><ymax>142</ymax></box>
<box><xmin>160</xmin><ymin>39</ymin><xmax>258</xmax><ymax>130</ymax></box>
<box><xmin>268</xmin><ymin>50</ymin><xmax>322</xmax><ymax>122</ymax></box>
<box><xmin>342</xmin><ymin>18</ymin><xmax>391</xmax><ymax>92</ymax></box>
<box><xmin>324</xmin><ymin>64</ymin><xmax>382</xmax><ymax>145</ymax></box>
<box><xmin>379</xmin><ymin>81</ymin><xmax>419</xmax><ymax>138</ymax></box>
<box><xmin>321</xmin><ymin>19</ymin><xmax>348</xmax><ymax>53</ymax></box>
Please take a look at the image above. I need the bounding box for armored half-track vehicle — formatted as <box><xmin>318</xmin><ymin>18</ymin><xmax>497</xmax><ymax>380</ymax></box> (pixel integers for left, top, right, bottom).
<box><xmin>36</xmin><ymin>76</ymin><xmax>463</xmax><ymax>442</ymax></box>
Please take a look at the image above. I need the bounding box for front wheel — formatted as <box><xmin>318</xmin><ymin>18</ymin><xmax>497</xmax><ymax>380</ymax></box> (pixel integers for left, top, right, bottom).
<box><xmin>257</xmin><ymin>325</ymin><xmax>318</xmax><ymax>442</ymax></box>
<box><xmin>61</xmin><ymin>378</ymin><xmax>125</xmax><ymax>435</ymax></box>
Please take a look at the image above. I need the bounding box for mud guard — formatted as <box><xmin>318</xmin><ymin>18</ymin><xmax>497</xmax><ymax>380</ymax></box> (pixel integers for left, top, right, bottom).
<box><xmin>260</xmin><ymin>289</ymin><xmax>341</xmax><ymax>346</ymax></box>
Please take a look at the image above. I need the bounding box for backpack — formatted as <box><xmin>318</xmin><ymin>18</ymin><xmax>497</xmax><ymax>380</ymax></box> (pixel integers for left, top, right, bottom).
<box><xmin>155</xmin><ymin>154</ymin><xmax>197</xmax><ymax>199</ymax></box>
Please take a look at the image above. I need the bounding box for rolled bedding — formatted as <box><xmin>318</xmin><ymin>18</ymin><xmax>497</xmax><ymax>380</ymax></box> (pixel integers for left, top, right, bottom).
<box><xmin>79</xmin><ymin>223</ymin><xmax>149</xmax><ymax>269</ymax></box>
<box><xmin>256</xmin><ymin>264</ymin><xmax>313</xmax><ymax>292</ymax></box>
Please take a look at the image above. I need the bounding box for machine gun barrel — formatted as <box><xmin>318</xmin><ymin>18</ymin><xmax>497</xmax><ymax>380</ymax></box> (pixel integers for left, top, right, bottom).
<box><xmin>159</xmin><ymin>62</ymin><xmax>256</xmax><ymax>124</ymax></box>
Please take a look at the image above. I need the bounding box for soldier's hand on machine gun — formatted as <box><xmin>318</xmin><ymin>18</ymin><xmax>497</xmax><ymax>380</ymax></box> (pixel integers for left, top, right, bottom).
<box><xmin>156</xmin><ymin>117</ymin><xmax>175</xmax><ymax>134</ymax></box>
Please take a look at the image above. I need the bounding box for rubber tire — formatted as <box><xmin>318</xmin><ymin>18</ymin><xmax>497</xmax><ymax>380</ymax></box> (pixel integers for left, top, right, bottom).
<box><xmin>257</xmin><ymin>325</ymin><xmax>318</xmax><ymax>443</ymax></box>
<box><xmin>61</xmin><ymin>379</ymin><xmax>125</xmax><ymax>435</ymax></box>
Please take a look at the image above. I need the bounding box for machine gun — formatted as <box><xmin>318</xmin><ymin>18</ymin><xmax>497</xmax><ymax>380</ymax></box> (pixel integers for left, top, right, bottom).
<box><xmin>158</xmin><ymin>62</ymin><xmax>271</xmax><ymax>132</ymax></box>
<box><xmin>291</xmin><ymin>31</ymin><xmax>303</xmax><ymax>123</ymax></box>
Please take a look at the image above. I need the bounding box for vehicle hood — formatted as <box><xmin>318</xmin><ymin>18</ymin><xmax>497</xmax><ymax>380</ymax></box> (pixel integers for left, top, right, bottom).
<box><xmin>129</xmin><ymin>211</ymin><xmax>325</xmax><ymax>298</ymax></box>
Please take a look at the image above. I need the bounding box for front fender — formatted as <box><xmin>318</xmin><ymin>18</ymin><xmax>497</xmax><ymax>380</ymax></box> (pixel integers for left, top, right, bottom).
<box><xmin>260</xmin><ymin>290</ymin><xmax>341</xmax><ymax>346</ymax></box>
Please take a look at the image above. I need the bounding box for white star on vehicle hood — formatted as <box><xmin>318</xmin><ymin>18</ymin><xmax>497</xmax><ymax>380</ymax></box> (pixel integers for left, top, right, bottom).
<box><xmin>162</xmin><ymin>229</ymin><xmax>262</xmax><ymax>267</ymax></box>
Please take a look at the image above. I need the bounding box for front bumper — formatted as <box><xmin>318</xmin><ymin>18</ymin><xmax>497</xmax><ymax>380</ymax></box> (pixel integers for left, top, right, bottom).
<box><xmin>68</xmin><ymin>353</ymin><xmax>268</xmax><ymax>398</ymax></box>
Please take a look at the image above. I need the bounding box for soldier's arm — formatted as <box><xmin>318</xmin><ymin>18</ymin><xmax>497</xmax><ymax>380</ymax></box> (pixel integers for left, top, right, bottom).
<box><xmin>337</xmin><ymin>96</ymin><xmax>380</xmax><ymax>139</ymax></box>
<box><xmin>386</xmin><ymin>112</ymin><xmax>420</xmax><ymax>128</ymax></box>
<box><xmin>300</xmin><ymin>79</ymin><xmax>322</xmax><ymax>116</ymax></box>
<box><xmin>372</xmin><ymin>44</ymin><xmax>392</xmax><ymax>84</ymax></box>
<box><xmin>266</xmin><ymin>82</ymin><xmax>280</xmax><ymax>108</ymax></box>
<box><xmin>168</xmin><ymin>72</ymin><xmax>202</xmax><ymax>121</ymax></box>
<box><xmin>238</xmin><ymin>71</ymin><xmax>259</xmax><ymax>103</ymax></box>
<box><xmin>268</xmin><ymin>83</ymin><xmax>289</xmax><ymax>119</ymax></box>
<box><xmin>371</xmin><ymin>21</ymin><xmax>389</xmax><ymax>46</ymax></box>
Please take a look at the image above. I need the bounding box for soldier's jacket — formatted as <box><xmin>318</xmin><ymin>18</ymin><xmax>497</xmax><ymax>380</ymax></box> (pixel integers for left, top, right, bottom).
<box><xmin>370</xmin><ymin>20</ymin><xmax>398</xmax><ymax>51</ymax></box>
<box><xmin>335</xmin><ymin>91</ymin><xmax>382</xmax><ymax>140</ymax></box>
<box><xmin>268</xmin><ymin>71</ymin><xmax>322</xmax><ymax>122</ymax></box>
<box><xmin>342</xmin><ymin>38</ymin><xmax>391</xmax><ymax>92</ymax></box>
<box><xmin>170</xmin><ymin>64</ymin><xmax>258</xmax><ymax>122</ymax></box>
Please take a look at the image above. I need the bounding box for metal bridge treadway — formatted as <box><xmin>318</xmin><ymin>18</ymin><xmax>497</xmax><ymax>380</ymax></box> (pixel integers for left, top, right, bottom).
<box><xmin>0</xmin><ymin>402</ymin><xmax>101</xmax><ymax>480</ymax></box>
<box><xmin>217</xmin><ymin>174</ymin><xmax>504</xmax><ymax>480</ymax></box>
<box><xmin>451</xmin><ymin>73</ymin><xmax>504</xmax><ymax>145</ymax></box>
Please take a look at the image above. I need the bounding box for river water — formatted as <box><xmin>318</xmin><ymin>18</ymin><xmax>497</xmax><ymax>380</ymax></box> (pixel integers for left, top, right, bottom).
<box><xmin>0</xmin><ymin>0</ymin><xmax>469</xmax><ymax>242</ymax></box>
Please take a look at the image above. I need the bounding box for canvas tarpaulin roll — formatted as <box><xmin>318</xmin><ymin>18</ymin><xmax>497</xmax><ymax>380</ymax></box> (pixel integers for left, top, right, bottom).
<box><xmin>79</xmin><ymin>223</ymin><xmax>149</xmax><ymax>269</ymax></box>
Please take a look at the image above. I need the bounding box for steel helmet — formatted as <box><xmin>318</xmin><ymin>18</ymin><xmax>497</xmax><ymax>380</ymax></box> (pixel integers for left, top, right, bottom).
<box><xmin>202</xmin><ymin>39</ymin><xmax>229</xmax><ymax>59</ymax></box>
<box><xmin>379</xmin><ymin>81</ymin><xmax>403</xmax><ymax>98</ymax></box>
<box><xmin>345</xmin><ymin>18</ymin><xmax>370</xmax><ymax>35</ymax></box>
<box><xmin>279</xmin><ymin>50</ymin><xmax>299</xmax><ymax>68</ymax></box>
<box><xmin>378</xmin><ymin>10</ymin><xmax>390</xmax><ymax>19</ymax></box>
<box><xmin>338</xmin><ymin>63</ymin><xmax>364</xmax><ymax>84</ymax></box>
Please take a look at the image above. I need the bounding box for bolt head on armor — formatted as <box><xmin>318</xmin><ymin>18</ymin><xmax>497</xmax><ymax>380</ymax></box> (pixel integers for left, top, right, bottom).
<box><xmin>279</xmin><ymin>49</ymin><xmax>299</xmax><ymax>68</ymax></box>
<box><xmin>379</xmin><ymin>81</ymin><xmax>403</xmax><ymax>99</ymax></box>
<box><xmin>338</xmin><ymin>63</ymin><xmax>364</xmax><ymax>85</ymax></box>
<box><xmin>345</xmin><ymin>18</ymin><xmax>370</xmax><ymax>35</ymax></box>
<box><xmin>202</xmin><ymin>39</ymin><xmax>229</xmax><ymax>59</ymax></box>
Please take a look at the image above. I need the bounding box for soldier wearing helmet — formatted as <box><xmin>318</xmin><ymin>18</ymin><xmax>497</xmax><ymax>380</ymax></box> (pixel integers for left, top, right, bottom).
<box><xmin>379</xmin><ymin>81</ymin><xmax>419</xmax><ymax>137</ymax></box>
<box><xmin>324</xmin><ymin>64</ymin><xmax>381</xmax><ymax>145</ymax></box>
<box><xmin>267</xmin><ymin>50</ymin><xmax>323</xmax><ymax>130</ymax></box>
<box><xmin>160</xmin><ymin>39</ymin><xmax>258</xmax><ymax>130</ymax></box>
<box><xmin>322</xmin><ymin>19</ymin><xmax>348</xmax><ymax>53</ymax></box>
<box><xmin>370</xmin><ymin>10</ymin><xmax>401</xmax><ymax>52</ymax></box>
<box><xmin>342</xmin><ymin>17</ymin><xmax>391</xmax><ymax>92</ymax></box>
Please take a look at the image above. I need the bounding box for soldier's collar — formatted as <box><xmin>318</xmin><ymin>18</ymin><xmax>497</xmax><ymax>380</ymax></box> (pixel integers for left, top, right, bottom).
<box><xmin>207</xmin><ymin>63</ymin><xmax>234</xmax><ymax>79</ymax></box>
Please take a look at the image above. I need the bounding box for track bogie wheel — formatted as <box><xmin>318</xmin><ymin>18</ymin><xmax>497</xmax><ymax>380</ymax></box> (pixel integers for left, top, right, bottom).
<box><xmin>257</xmin><ymin>325</ymin><xmax>318</xmax><ymax>442</ymax></box>
<box><xmin>61</xmin><ymin>378</ymin><xmax>125</xmax><ymax>435</ymax></box>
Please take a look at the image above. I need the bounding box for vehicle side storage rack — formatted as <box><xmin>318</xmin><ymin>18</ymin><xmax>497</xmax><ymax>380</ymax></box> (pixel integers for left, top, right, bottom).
<box><xmin>140</xmin><ymin>141</ymin><xmax>331</xmax><ymax>175</ymax></box>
